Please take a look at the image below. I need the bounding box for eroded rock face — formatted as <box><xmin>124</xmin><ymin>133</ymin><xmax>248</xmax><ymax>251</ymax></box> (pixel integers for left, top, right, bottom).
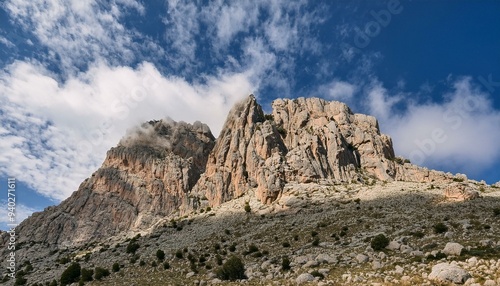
<box><xmin>14</xmin><ymin>120</ymin><xmax>215</xmax><ymax>245</ymax></box>
<box><xmin>191</xmin><ymin>96</ymin><xmax>287</xmax><ymax>205</ymax></box>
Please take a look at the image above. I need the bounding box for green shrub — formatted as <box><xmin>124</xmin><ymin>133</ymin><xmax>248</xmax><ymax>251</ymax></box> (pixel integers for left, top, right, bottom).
<box><xmin>433</xmin><ymin>223</ymin><xmax>448</xmax><ymax>234</ymax></box>
<box><xmin>493</xmin><ymin>208</ymin><xmax>500</xmax><ymax>216</ymax></box>
<box><xmin>282</xmin><ymin>241</ymin><xmax>291</xmax><ymax>248</ymax></box>
<box><xmin>229</xmin><ymin>243</ymin><xmax>236</xmax><ymax>252</ymax></box>
<box><xmin>60</xmin><ymin>262</ymin><xmax>81</xmax><ymax>286</ymax></box>
<box><xmin>216</xmin><ymin>256</ymin><xmax>246</xmax><ymax>281</ymax></box>
<box><xmin>14</xmin><ymin>277</ymin><xmax>27</xmax><ymax>285</ymax></box>
<box><xmin>80</xmin><ymin>268</ymin><xmax>93</xmax><ymax>282</ymax></box>
<box><xmin>311</xmin><ymin>231</ymin><xmax>318</xmax><ymax>237</ymax></box>
<box><xmin>310</xmin><ymin>270</ymin><xmax>324</xmax><ymax>279</ymax></box>
<box><xmin>151</xmin><ymin>261</ymin><xmax>157</xmax><ymax>267</ymax></box>
<box><xmin>248</xmin><ymin>244</ymin><xmax>258</xmax><ymax>253</ymax></box>
<box><xmin>175</xmin><ymin>250</ymin><xmax>183</xmax><ymax>259</ymax></box>
<box><xmin>49</xmin><ymin>280</ymin><xmax>58</xmax><ymax>286</ymax></box>
<box><xmin>312</xmin><ymin>237</ymin><xmax>320</xmax><ymax>246</ymax></box>
<box><xmin>163</xmin><ymin>262</ymin><xmax>170</xmax><ymax>269</ymax></box>
<box><xmin>156</xmin><ymin>249</ymin><xmax>165</xmax><ymax>261</ymax></box>
<box><xmin>139</xmin><ymin>260</ymin><xmax>146</xmax><ymax>266</ymax></box>
<box><xmin>94</xmin><ymin>267</ymin><xmax>110</xmax><ymax>280</ymax></box>
<box><xmin>244</xmin><ymin>202</ymin><xmax>251</xmax><ymax>213</ymax></box>
<box><xmin>215</xmin><ymin>254</ymin><xmax>223</xmax><ymax>265</ymax></box>
<box><xmin>126</xmin><ymin>242</ymin><xmax>140</xmax><ymax>254</ymax></box>
<box><xmin>281</xmin><ymin>256</ymin><xmax>291</xmax><ymax>271</ymax></box>
<box><xmin>112</xmin><ymin>263</ymin><xmax>120</xmax><ymax>272</ymax></box>
<box><xmin>371</xmin><ymin>234</ymin><xmax>389</xmax><ymax>251</ymax></box>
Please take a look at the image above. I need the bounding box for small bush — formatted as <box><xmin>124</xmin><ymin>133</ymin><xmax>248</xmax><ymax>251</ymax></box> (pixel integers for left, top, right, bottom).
<box><xmin>214</xmin><ymin>254</ymin><xmax>223</xmax><ymax>266</ymax></box>
<box><xmin>139</xmin><ymin>260</ymin><xmax>146</xmax><ymax>266</ymax></box>
<box><xmin>112</xmin><ymin>263</ymin><xmax>120</xmax><ymax>273</ymax></box>
<box><xmin>216</xmin><ymin>256</ymin><xmax>246</xmax><ymax>281</ymax></box>
<box><xmin>163</xmin><ymin>262</ymin><xmax>170</xmax><ymax>269</ymax></box>
<box><xmin>311</xmin><ymin>231</ymin><xmax>318</xmax><ymax>237</ymax></box>
<box><xmin>80</xmin><ymin>268</ymin><xmax>93</xmax><ymax>282</ymax></box>
<box><xmin>151</xmin><ymin>261</ymin><xmax>158</xmax><ymax>267</ymax></box>
<box><xmin>126</xmin><ymin>242</ymin><xmax>140</xmax><ymax>254</ymax></box>
<box><xmin>411</xmin><ymin>231</ymin><xmax>425</xmax><ymax>239</ymax></box>
<box><xmin>281</xmin><ymin>256</ymin><xmax>291</xmax><ymax>271</ymax></box>
<box><xmin>248</xmin><ymin>244</ymin><xmax>258</xmax><ymax>253</ymax></box>
<box><xmin>433</xmin><ymin>223</ymin><xmax>449</xmax><ymax>234</ymax></box>
<box><xmin>175</xmin><ymin>250</ymin><xmax>183</xmax><ymax>259</ymax></box>
<box><xmin>94</xmin><ymin>267</ymin><xmax>110</xmax><ymax>280</ymax></box>
<box><xmin>244</xmin><ymin>202</ymin><xmax>251</xmax><ymax>213</ymax></box>
<box><xmin>312</xmin><ymin>238</ymin><xmax>320</xmax><ymax>246</ymax></box>
<box><xmin>493</xmin><ymin>208</ymin><xmax>500</xmax><ymax>216</ymax></box>
<box><xmin>14</xmin><ymin>277</ymin><xmax>27</xmax><ymax>285</ymax></box>
<box><xmin>293</xmin><ymin>234</ymin><xmax>299</xmax><ymax>241</ymax></box>
<box><xmin>229</xmin><ymin>243</ymin><xmax>236</xmax><ymax>252</ymax></box>
<box><xmin>60</xmin><ymin>262</ymin><xmax>81</xmax><ymax>286</ymax></box>
<box><xmin>49</xmin><ymin>280</ymin><xmax>58</xmax><ymax>286</ymax></box>
<box><xmin>282</xmin><ymin>242</ymin><xmax>291</xmax><ymax>248</ymax></box>
<box><xmin>156</xmin><ymin>249</ymin><xmax>165</xmax><ymax>261</ymax></box>
<box><xmin>310</xmin><ymin>270</ymin><xmax>324</xmax><ymax>279</ymax></box>
<box><xmin>371</xmin><ymin>234</ymin><xmax>389</xmax><ymax>251</ymax></box>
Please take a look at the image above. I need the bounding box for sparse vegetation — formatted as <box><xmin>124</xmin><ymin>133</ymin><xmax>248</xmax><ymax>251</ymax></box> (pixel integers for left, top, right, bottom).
<box><xmin>80</xmin><ymin>268</ymin><xmax>93</xmax><ymax>282</ymax></box>
<box><xmin>281</xmin><ymin>256</ymin><xmax>291</xmax><ymax>271</ymax></box>
<box><xmin>126</xmin><ymin>242</ymin><xmax>140</xmax><ymax>254</ymax></box>
<box><xmin>112</xmin><ymin>262</ymin><xmax>120</xmax><ymax>272</ymax></box>
<box><xmin>94</xmin><ymin>267</ymin><xmax>110</xmax><ymax>280</ymax></box>
<box><xmin>156</xmin><ymin>249</ymin><xmax>165</xmax><ymax>261</ymax></box>
<box><xmin>371</xmin><ymin>234</ymin><xmax>389</xmax><ymax>251</ymax></box>
<box><xmin>60</xmin><ymin>262</ymin><xmax>81</xmax><ymax>286</ymax></box>
<box><xmin>433</xmin><ymin>222</ymin><xmax>449</xmax><ymax>234</ymax></box>
<box><xmin>244</xmin><ymin>202</ymin><xmax>251</xmax><ymax>213</ymax></box>
<box><xmin>216</xmin><ymin>256</ymin><xmax>246</xmax><ymax>281</ymax></box>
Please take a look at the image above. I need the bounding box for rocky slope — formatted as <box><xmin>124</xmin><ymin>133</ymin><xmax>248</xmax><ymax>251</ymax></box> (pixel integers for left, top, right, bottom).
<box><xmin>10</xmin><ymin>120</ymin><xmax>214</xmax><ymax>246</ymax></box>
<box><xmin>2</xmin><ymin>95</ymin><xmax>492</xmax><ymax>285</ymax></box>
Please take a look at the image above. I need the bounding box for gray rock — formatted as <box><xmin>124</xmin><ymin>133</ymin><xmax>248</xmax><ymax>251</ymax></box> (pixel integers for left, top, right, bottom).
<box><xmin>296</xmin><ymin>273</ymin><xmax>315</xmax><ymax>284</ymax></box>
<box><xmin>356</xmin><ymin>254</ymin><xmax>369</xmax><ymax>263</ymax></box>
<box><xmin>428</xmin><ymin>263</ymin><xmax>471</xmax><ymax>284</ymax></box>
<box><xmin>386</xmin><ymin>241</ymin><xmax>401</xmax><ymax>251</ymax></box>
<box><xmin>442</xmin><ymin>242</ymin><xmax>464</xmax><ymax>256</ymax></box>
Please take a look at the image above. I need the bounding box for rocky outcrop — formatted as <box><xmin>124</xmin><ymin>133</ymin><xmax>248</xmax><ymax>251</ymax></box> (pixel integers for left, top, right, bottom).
<box><xmin>12</xmin><ymin>120</ymin><xmax>214</xmax><ymax>246</ymax></box>
<box><xmin>191</xmin><ymin>96</ymin><xmax>287</xmax><ymax>205</ymax></box>
<box><xmin>444</xmin><ymin>183</ymin><xmax>480</xmax><ymax>201</ymax></box>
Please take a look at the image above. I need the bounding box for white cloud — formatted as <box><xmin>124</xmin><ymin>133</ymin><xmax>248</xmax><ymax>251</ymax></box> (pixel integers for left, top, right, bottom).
<box><xmin>0</xmin><ymin>202</ymin><xmax>39</xmax><ymax>225</ymax></box>
<box><xmin>366</xmin><ymin>78</ymin><xmax>500</xmax><ymax>177</ymax></box>
<box><xmin>4</xmin><ymin>0</ymin><xmax>153</xmax><ymax>73</ymax></box>
<box><xmin>320</xmin><ymin>80</ymin><xmax>356</xmax><ymax>102</ymax></box>
<box><xmin>0</xmin><ymin>36</ymin><xmax>15</xmax><ymax>48</ymax></box>
<box><xmin>0</xmin><ymin>60</ymin><xmax>254</xmax><ymax>201</ymax></box>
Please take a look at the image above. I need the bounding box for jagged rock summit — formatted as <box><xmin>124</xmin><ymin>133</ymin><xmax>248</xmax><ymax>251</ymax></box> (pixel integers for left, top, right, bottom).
<box><xmin>8</xmin><ymin>95</ymin><xmax>454</xmax><ymax>247</ymax></box>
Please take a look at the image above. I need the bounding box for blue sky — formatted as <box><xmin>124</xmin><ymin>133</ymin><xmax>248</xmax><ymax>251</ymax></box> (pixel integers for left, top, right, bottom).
<box><xmin>0</xmin><ymin>0</ymin><xmax>499</xmax><ymax>229</ymax></box>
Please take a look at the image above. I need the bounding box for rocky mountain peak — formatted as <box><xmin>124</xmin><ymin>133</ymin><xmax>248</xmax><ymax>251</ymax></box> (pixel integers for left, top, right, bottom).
<box><xmin>5</xmin><ymin>95</ymin><xmax>457</xmax><ymax>247</ymax></box>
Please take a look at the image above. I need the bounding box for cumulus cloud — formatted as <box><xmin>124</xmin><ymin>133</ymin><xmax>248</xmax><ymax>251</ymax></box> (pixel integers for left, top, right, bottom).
<box><xmin>366</xmin><ymin>78</ymin><xmax>500</xmax><ymax>177</ymax></box>
<box><xmin>0</xmin><ymin>60</ymin><xmax>254</xmax><ymax>200</ymax></box>
<box><xmin>0</xmin><ymin>0</ymin><xmax>330</xmax><ymax>205</ymax></box>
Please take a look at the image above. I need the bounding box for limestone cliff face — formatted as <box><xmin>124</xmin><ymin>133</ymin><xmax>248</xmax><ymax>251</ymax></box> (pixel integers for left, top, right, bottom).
<box><xmin>8</xmin><ymin>95</ymin><xmax>454</xmax><ymax>247</ymax></box>
<box><xmin>14</xmin><ymin>120</ymin><xmax>214</xmax><ymax>245</ymax></box>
